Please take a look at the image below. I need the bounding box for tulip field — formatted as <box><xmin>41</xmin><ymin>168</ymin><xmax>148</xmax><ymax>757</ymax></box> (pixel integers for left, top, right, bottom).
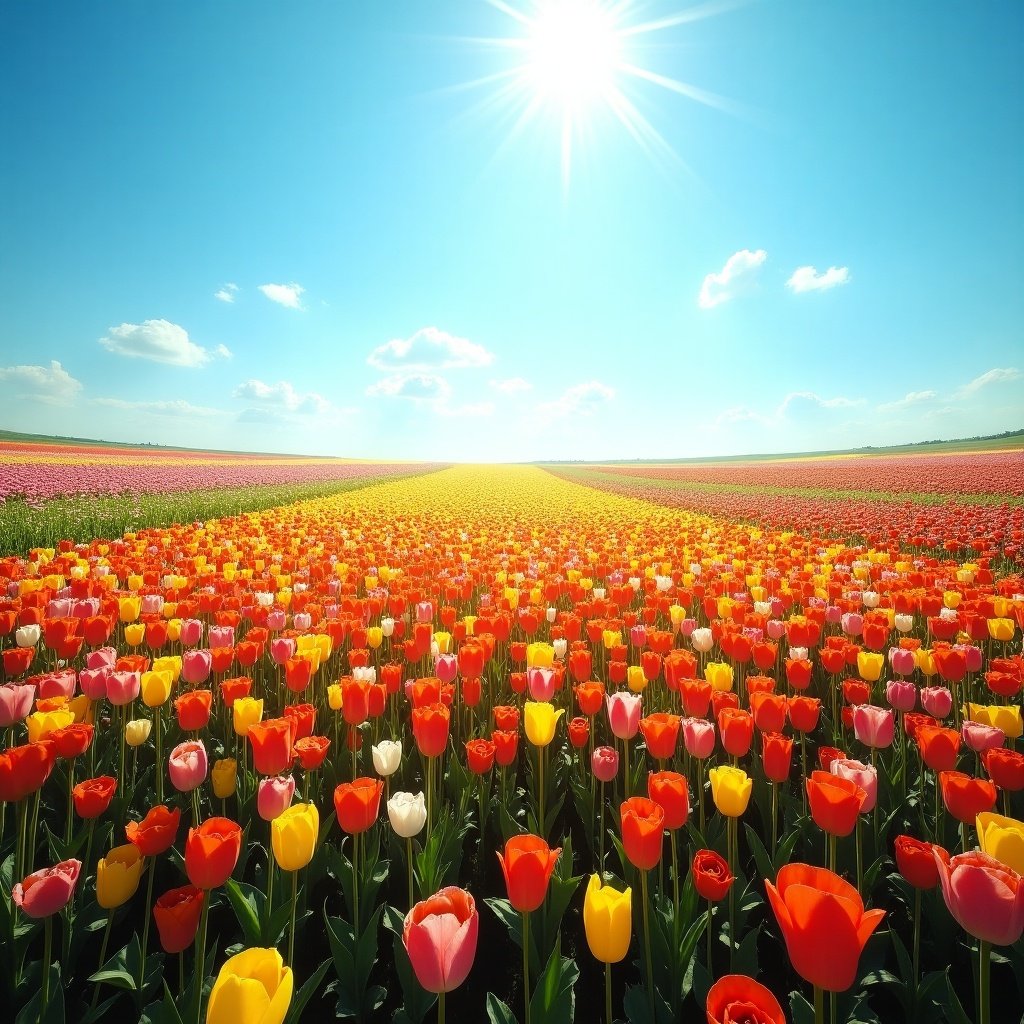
<box><xmin>2</xmin><ymin>454</ymin><xmax>1024</xmax><ymax>1024</ymax></box>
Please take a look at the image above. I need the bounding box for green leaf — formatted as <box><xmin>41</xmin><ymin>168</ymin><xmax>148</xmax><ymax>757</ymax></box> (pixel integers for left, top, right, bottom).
<box><xmin>224</xmin><ymin>878</ymin><xmax>262</xmax><ymax>946</ymax></box>
<box><xmin>788</xmin><ymin>990</ymin><xmax>815</xmax><ymax>1024</ymax></box>
<box><xmin>942</xmin><ymin>971</ymin><xmax>974</xmax><ymax>1024</ymax></box>
<box><xmin>744</xmin><ymin>822</ymin><xmax>774</xmax><ymax>884</ymax></box>
<box><xmin>485</xmin><ymin>993</ymin><xmax>518</xmax><ymax>1024</ymax></box>
<box><xmin>528</xmin><ymin>943</ymin><xmax>578</xmax><ymax>1024</ymax></box>
<box><xmin>283</xmin><ymin>958</ymin><xmax>331</xmax><ymax>1024</ymax></box>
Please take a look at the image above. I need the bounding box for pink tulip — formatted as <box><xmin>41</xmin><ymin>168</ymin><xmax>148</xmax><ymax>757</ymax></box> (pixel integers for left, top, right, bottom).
<box><xmin>766</xmin><ymin>619</ymin><xmax>786</xmax><ymax>641</ymax></box>
<box><xmin>830</xmin><ymin>758</ymin><xmax>878</xmax><ymax>813</ymax></box>
<box><xmin>962</xmin><ymin>721</ymin><xmax>1005</xmax><ymax>754</ymax></box>
<box><xmin>168</xmin><ymin>740</ymin><xmax>208</xmax><ymax>793</ymax></box>
<box><xmin>270</xmin><ymin>638</ymin><xmax>297</xmax><ymax>666</ymax></box>
<box><xmin>841</xmin><ymin>612</ymin><xmax>863</xmax><ymax>637</ymax></box>
<box><xmin>72</xmin><ymin>599</ymin><xmax>99</xmax><ymax>618</ymax></box>
<box><xmin>12</xmin><ymin>859</ymin><xmax>81</xmax><ymax>918</ymax></box>
<box><xmin>435</xmin><ymin>655</ymin><xmax>457</xmax><ymax>684</ymax></box>
<box><xmin>591</xmin><ymin>745</ymin><xmax>619</xmax><ymax>782</ymax></box>
<box><xmin>679</xmin><ymin>618</ymin><xmax>697</xmax><ymax>638</ymax></box>
<box><xmin>181</xmin><ymin>649</ymin><xmax>213</xmax><ymax>686</ymax></box>
<box><xmin>957</xmin><ymin>644</ymin><xmax>983</xmax><ymax>674</ymax></box>
<box><xmin>527</xmin><ymin>668</ymin><xmax>556</xmax><ymax>702</ymax></box>
<box><xmin>888</xmin><ymin>647</ymin><xmax>917</xmax><ymax>677</ymax></box>
<box><xmin>208</xmin><ymin>626</ymin><xmax>234</xmax><ymax>650</ymax></box>
<box><xmin>37</xmin><ymin>670</ymin><xmax>76</xmax><ymax>700</ymax></box>
<box><xmin>0</xmin><ymin>683</ymin><xmax>35</xmax><ymax>727</ymax></box>
<box><xmin>606</xmin><ymin>692</ymin><xmax>642</xmax><ymax>740</ymax></box>
<box><xmin>78</xmin><ymin>667</ymin><xmax>110</xmax><ymax>700</ymax></box>
<box><xmin>403</xmin><ymin>886</ymin><xmax>479</xmax><ymax>993</ymax></box>
<box><xmin>141</xmin><ymin>595</ymin><xmax>164</xmax><ymax>616</ymax></box>
<box><xmin>921</xmin><ymin>686</ymin><xmax>953</xmax><ymax>720</ymax></box>
<box><xmin>257</xmin><ymin>774</ymin><xmax>296</xmax><ymax>821</ymax></box>
<box><xmin>292</xmin><ymin>613</ymin><xmax>312</xmax><ymax>632</ymax></box>
<box><xmin>825</xmin><ymin>605</ymin><xmax>842</xmax><ymax>625</ymax></box>
<box><xmin>179</xmin><ymin>619</ymin><xmax>204</xmax><ymax>647</ymax></box>
<box><xmin>682</xmin><ymin>717</ymin><xmax>716</xmax><ymax>759</ymax></box>
<box><xmin>106</xmin><ymin>671</ymin><xmax>141</xmax><ymax>706</ymax></box>
<box><xmin>86</xmin><ymin>647</ymin><xmax>118</xmax><ymax>670</ymax></box>
<box><xmin>852</xmin><ymin>705</ymin><xmax>895</xmax><ymax>749</ymax></box>
<box><xmin>416</xmin><ymin>602</ymin><xmax>434</xmax><ymax>623</ymax></box>
<box><xmin>630</xmin><ymin>625</ymin><xmax>647</xmax><ymax>648</ymax></box>
<box><xmin>266</xmin><ymin>610</ymin><xmax>287</xmax><ymax>631</ymax></box>
<box><xmin>934</xmin><ymin>850</ymin><xmax>1024</xmax><ymax>945</ymax></box>
<box><xmin>46</xmin><ymin>599</ymin><xmax>72</xmax><ymax>619</ymax></box>
<box><xmin>885</xmin><ymin>680</ymin><xmax>917</xmax><ymax>713</ymax></box>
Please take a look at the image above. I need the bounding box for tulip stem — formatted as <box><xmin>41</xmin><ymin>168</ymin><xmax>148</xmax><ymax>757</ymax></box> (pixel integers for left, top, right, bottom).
<box><xmin>855</xmin><ymin>817</ymin><xmax>862</xmax><ymax>891</ymax></box>
<box><xmin>90</xmin><ymin>913</ymin><xmax>112</xmax><ymax>1012</ymax></box>
<box><xmin>800</xmin><ymin>733</ymin><xmax>808</xmax><ymax>816</ymax></box>
<box><xmin>605</xmin><ymin>961</ymin><xmax>612</xmax><ymax>1024</ymax></box>
<box><xmin>979</xmin><ymin>939</ymin><xmax>990</xmax><ymax>1024</ymax></box>
<box><xmin>28</xmin><ymin>790</ymin><xmax>40</xmax><ymax>873</ymax></box>
<box><xmin>140</xmin><ymin>860</ymin><xmax>155</xmax><ymax>991</ymax></box>
<box><xmin>438</xmin><ymin>990</ymin><xmax>445</xmax><ymax>1024</ymax></box>
<box><xmin>813</xmin><ymin>985</ymin><xmax>824</xmax><ymax>1024</ymax></box>
<box><xmin>41</xmin><ymin>914</ymin><xmax>52</xmax><ymax>1021</ymax></box>
<box><xmin>598</xmin><ymin>781</ymin><xmax>605</xmax><ymax>877</ymax></box>
<box><xmin>770</xmin><ymin>782</ymin><xmax>778</xmax><ymax>852</ymax></box>
<box><xmin>288</xmin><ymin>869</ymin><xmax>298</xmax><ymax>966</ymax></box>
<box><xmin>268</xmin><ymin>851</ymin><xmax>275</xmax><ymax>913</ymax></box>
<box><xmin>912</xmin><ymin>888</ymin><xmax>921</xmax><ymax>982</ymax></box>
<box><xmin>194</xmin><ymin>894</ymin><xmax>210</xmax><ymax>1024</ymax></box>
<box><xmin>407</xmin><ymin>836</ymin><xmax>415</xmax><ymax>909</ymax></box>
<box><xmin>705</xmin><ymin>903</ymin><xmax>714</xmax><ymax>981</ymax></box>
<box><xmin>65</xmin><ymin>759</ymin><xmax>75</xmax><ymax>846</ymax></box>
<box><xmin>155</xmin><ymin>705</ymin><xmax>163</xmax><ymax>805</ymax></box>
<box><xmin>670</xmin><ymin>828</ymin><xmax>680</xmax><ymax>921</ymax></box>
<box><xmin>727</xmin><ymin>817</ymin><xmax>736</xmax><ymax>972</ymax></box>
<box><xmin>623</xmin><ymin>737</ymin><xmax>630</xmax><ymax>799</ymax></box>
<box><xmin>522</xmin><ymin>910</ymin><xmax>532</xmax><ymax>1024</ymax></box>
<box><xmin>426</xmin><ymin>757</ymin><xmax>433</xmax><ymax>843</ymax></box>
<box><xmin>641</xmin><ymin>870</ymin><xmax>654</xmax><ymax>1016</ymax></box>
<box><xmin>352</xmin><ymin>832</ymin><xmax>360</xmax><ymax>936</ymax></box>
<box><xmin>934</xmin><ymin>772</ymin><xmax>942</xmax><ymax>844</ymax></box>
<box><xmin>538</xmin><ymin>745</ymin><xmax>545</xmax><ymax>837</ymax></box>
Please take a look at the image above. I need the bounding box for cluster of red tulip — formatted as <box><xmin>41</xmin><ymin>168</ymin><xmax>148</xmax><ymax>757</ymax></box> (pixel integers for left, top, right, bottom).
<box><xmin>0</xmin><ymin>463</ymin><xmax>1021</xmax><ymax>1024</ymax></box>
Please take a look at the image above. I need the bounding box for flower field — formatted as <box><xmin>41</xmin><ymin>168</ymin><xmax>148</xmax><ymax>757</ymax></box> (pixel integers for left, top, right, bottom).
<box><xmin>0</xmin><ymin>441</ymin><xmax>444</xmax><ymax>554</ymax></box>
<box><xmin>1</xmin><ymin>459</ymin><xmax>1023</xmax><ymax>1024</ymax></box>
<box><xmin>550</xmin><ymin>452</ymin><xmax>1024</xmax><ymax>567</ymax></box>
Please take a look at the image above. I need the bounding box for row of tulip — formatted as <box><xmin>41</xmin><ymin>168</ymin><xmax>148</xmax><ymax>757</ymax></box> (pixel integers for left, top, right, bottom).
<box><xmin>0</xmin><ymin>463</ymin><xmax>1022</xmax><ymax>1024</ymax></box>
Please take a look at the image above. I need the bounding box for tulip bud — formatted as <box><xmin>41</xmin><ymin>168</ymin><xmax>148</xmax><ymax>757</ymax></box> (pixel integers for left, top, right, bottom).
<box><xmin>388</xmin><ymin>791</ymin><xmax>427</xmax><ymax>838</ymax></box>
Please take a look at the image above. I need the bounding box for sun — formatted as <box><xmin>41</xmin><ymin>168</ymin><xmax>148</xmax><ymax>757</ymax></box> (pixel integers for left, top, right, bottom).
<box><xmin>460</xmin><ymin>0</ymin><xmax>741</xmax><ymax>191</ymax></box>
<box><xmin>525</xmin><ymin>1</ymin><xmax>621</xmax><ymax>109</ymax></box>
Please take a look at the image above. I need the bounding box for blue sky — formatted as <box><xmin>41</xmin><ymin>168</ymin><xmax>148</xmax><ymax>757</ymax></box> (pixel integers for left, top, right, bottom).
<box><xmin>0</xmin><ymin>0</ymin><xmax>1021</xmax><ymax>461</ymax></box>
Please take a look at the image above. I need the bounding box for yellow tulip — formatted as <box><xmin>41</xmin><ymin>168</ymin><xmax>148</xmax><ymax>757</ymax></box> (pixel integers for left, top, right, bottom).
<box><xmin>327</xmin><ymin>684</ymin><xmax>343</xmax><ymax>712</ymax></box>
<box><xmin>118</xmin><ymin>596</ymin><xmax>141</xmax><ymax>622</ymax></box>
<box><xmin>709</xmin><ymin>765</ymin><xmax>752</xmax><ymax>818</ymax></box>
<box><xmin>626</xmin><ymin>666</ymin><xmax>647</xmax><ymax>693</ymax></box>
<box><xmin>125</xmin><ymin>718</ymin><xmax>152</xmax><ymax>747</ymax></box>
<box><xmin>152</xmin><ymin>655</ymin><xmax>183</xmax><ymax>682</ymax></box>
<box><xmin>233</xmin><ymin>697</ymin><xmax>264</xmax><ymax>737</ymax></box>
<box><xmin>526</xmin><ymin>642</ymin><xmax>554</xmax><ymax>669</ymax></box>
<box><xmin>668</xmin><ymin>605</ymin><xmax>685</xmax><ymax>626</ymax></box>
<box><xmin>704</xmin><ymin>662</ymin><xmax>734</xmax><ymax>693</ymax></box>
<box><xmin>583</xmin><ymin>873</ymin><xmax>632</xmax><ymax>964</ymax></box>
<box><xmin>206</xmin><ymin>947</ymin><xmax>293</xmax><ymax>1024</ymax></box>
<box><xmin>26</xmin><ymin>709</ymin><xmax>74</xmax><ymax>743</ymax></box>
<box><xmin>914</xmin><ymin>648</ymin><xmax>937</xmax><ymax>677</ymax></box>
<box><xmin>97</xmin><ymin>843</ymin><xmax>145</xmax><ymax>909</ymax></box>
<box><xmin>313</xmin><ymin>634</ymin><xmax>333</xmax><ymax>661</ymax></box>
<box><xmin>966</xmin><ymin>703</ymin><xmax>1023</xmax><ymax>740</ymax></box>
<box><xmin>463</xmin><ymin>616</ymin><xmax>477</xmax><ymax>636</ymax></box>
<box><xmin>433</xmin><ymin>631</ymin><xmax>452</xmax><ymax>655</ymax></box>
<box><xmin>987</xmin><ymin>618</ymin><xmax>1015</xmax><ymax>642</ymax></box>
<box><xmin>366</xmin><ymin>627</ymin><xmax>383</xmax><ymax>650</ymax></box>
<box><xmin>271</xmin><ymin>803</ymin><xmax>319</xmax><ymax>872</ymax></box>
<box><xmin>124</xmin><ymin>623</ymin><xmax>146</xmax><ymax>646</ymax></box>
<box><xmin>601</xmin><ymin>630</ymin><xmax>622</xmax><ymax>651</ymax></box>
<box><xmin>212</xmin><ymin>758</ymin><xmax>238</xmax><ymax>799</ymax></box>
<box><xmin>977</xmin><ymin>812</ymin><xmax>1024</xmax><ymax>875</ymax></box>
<box><xmin>141</xmin><ymin>670</ymin><xmax>174</xmax><ymax>708</ymax></box>
<box><xmin>523</xmin><ymin>701</ymin><xmax>564</xmax><ymax>747</ymax></box>
<box><xmin>857</xmin><ymin>651</ymin><xmax>884</xmax><ymax>683</ymax></box>
<box><xmin>166</xmin><ymin>618</ymin><xmax>182</xmax><ymax>641</ymax></box>
<box><xmin>68</xmin><ymin>694</ymin><xmax>93</xmax><ymax>724</ymax></box>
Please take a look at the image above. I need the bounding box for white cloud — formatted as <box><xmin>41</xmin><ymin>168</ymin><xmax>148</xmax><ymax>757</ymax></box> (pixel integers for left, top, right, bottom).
<box><xmin>214</xmin><ymin>344</ymin><xmax>233</xmax><ymax>359</ymax></box>
<box><xmin>99</xmin><ymin>319</ymin><xmax>211</xmax><ymax>367</ymax></box>
<box><xmin>0</xmin><ymin>360</ymin><xmax>82</xmax><ymax>406</ymax></box>
<box><xmin>778</xmin><ymin>391</ymin><xmax>863</xmax><ymax>416</ymax></box>
<box><xmin>540</xmin><ymin>380</ymin><xmax>615</xmax><ymax>419</ymax></box>
<box><xmin>490</xmin><ymin>377</ymin><xmax>533</xmax><ymax>394</ymax></box>
<box><xmin>786</xmin><ymin>265</ymin><xmax>850</xmax><ymax>293</ymax></box>
<box><xmin>366</xmin><ymin>373</ymin><xmax>452</xmax><ymax>402</ymax></box>
<box><xmin>367</xmin><ymin>326</ymin><xmax>494</xmax><ymax>371</ymax></box>
<box><xmin>955</xmin><ymin>367</ymin><xmax>1022</xmax><ymax>397</ymax></box>
<box><xmin>233</xmin><ymin>379</ymin><xmax>331</xmax><ymax>415</ymax></box>
<box><xmin>698</xmin><ymin>249</ymin><xmax>767</xmax><ymax>309</ymax></box>
<box><xmin>436</xmin><ymin>401</ymin><xmax>496</xmax><ymax>418</ymax></box>
<box><xmin>214</xmin><ymin>283</ymin><xmax>239</xmax><ymax>303</ymax></box>
<box><xmin>258</xmin><ymin>283</ymin><xmax>305</xmax><ymax>309</ymax></box>
<box><xmin>877</xmin><ymin>390</ymin><xmax>938</xmax><ymax>413</ymax></box>
<box><xmin>92</xmin><ymin>398</ymin><xmax>225</xmax><ymax>418</ymax></box>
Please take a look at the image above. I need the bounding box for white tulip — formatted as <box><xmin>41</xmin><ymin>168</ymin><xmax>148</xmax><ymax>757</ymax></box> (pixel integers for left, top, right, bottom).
<box><xmin>381</xmin><ymin>617</ymin><xmax>395</xmax><ymax>637</ymax></box>
<box><xmin>862</xmin><ymin>591</ymin><xmax>880</xmax><ymax>608</ymax></box>
<box><xmin>894</xmin><ymin>614</ymin><xmax>914</xmax><ymax>633</ymax></box>
<box><xmin>690</xmin><ymin>627</ymin><xmax>714</xmax><ymax>653</ymax></box>
<box><xmin>15</xmin><ymin>624</ymin><xmax>40</xmax><ymax>647</ymax></box>
<box><xmin>372</xmin><ymin>739</ymin><xmax>402</xmax><ymax>777</ymax></box>
<box><xmin>388</xmin><ymin>791</ymin><xmax>427</xmax><ymax>838</ymax></box>
<box><xmin>546</xmin><ymin>607</ymin><xmax>557</xmax><ymax>624</ymax></box>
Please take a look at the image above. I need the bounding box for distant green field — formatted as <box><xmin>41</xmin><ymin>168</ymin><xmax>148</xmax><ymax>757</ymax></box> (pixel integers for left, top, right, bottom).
<box><xmin>540</xmin><ymin>429</ymin><xmax>1024</xmax><ymax>466</ymax></box>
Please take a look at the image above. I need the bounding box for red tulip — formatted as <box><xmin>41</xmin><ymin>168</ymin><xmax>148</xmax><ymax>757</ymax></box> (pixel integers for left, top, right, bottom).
<box><xmin>497</xmin><ymin>834</ymin><xmax>560</xmax><ymax>913</ymax></box>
